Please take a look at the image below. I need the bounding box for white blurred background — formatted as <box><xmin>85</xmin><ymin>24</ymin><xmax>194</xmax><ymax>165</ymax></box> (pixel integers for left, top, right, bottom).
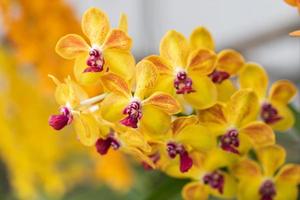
<box><xmin>67</xmin><ymin>0</ymin><xmax>300</xmax><ymax>81</ymax></box>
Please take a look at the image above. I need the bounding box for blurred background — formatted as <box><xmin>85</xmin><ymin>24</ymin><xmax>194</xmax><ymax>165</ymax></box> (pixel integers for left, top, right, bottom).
<box><xmin>0</xmin><ymin>0</ymin><xmax>299</xmax><ymax>199</ymax></box>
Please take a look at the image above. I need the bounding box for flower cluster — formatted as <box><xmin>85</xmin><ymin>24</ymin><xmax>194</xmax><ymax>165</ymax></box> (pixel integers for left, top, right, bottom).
<box><xmin>0</xmin><ymin>1</ymin><xmax>134</xmax><ymax>199</ymax></box>
<box><xmin>50</xmin><ymin>7</ymin><xmax>300</xmax><ymax>200</ymax></box>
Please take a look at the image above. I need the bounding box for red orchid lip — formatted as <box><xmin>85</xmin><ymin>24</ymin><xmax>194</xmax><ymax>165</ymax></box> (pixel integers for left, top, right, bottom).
<box><xmin>220</xmin><ymin>129</ymin><xmax>240</xmax><ymax>154</ymax></box>
<box><xmin>209</xmin><ymin>70</ymin><xmax>230</xmax><ymax>84</ymax></box>
<box><xmin>95</xmin><ymin>136</ymin><xmax>120</xmax><ymax>155</ymax></box>
<box><xmin>167</xmin><ymin>142</ymin><xmax>193</xmax><ymax>173</ymax></box>
<box><xmin>49</xmin><ymin>107</ymin><xmax>72</xmax><ymax>130</ymax></box>
<box><xmin>120</xmin><ymin>101</ymin><xmax>142</xmax><ymax>128</ymax></box>
<box><xmin>261</xmin><ymin>103</ymin><xmax>282</xmax><ymax>124</ymax></box>
<box><xmin>259</xmin><ymin>180</ymin><xmax>276</xmax><ymax>200</ymax></box>
<box><xmin>174</xmin><ymin>71</ymin><xmax>195</xmax><ymax>94</ymax></box>
<box><xmin>203</xmin><ymin>171</ymin><xmax>224</xmax><ymax>194</ymax></box>
<box><xmin>84</xmin><ymin>48</ymin><xmax>105</xmax><ymax>73</ymax></box>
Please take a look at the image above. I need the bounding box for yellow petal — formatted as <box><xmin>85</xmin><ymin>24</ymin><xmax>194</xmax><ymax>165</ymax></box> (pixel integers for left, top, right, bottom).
<box><xmin>74</xmin><ymin>53</ymin><xmax>103</xmax><ymax>85</ymax></box>
<box><xmin>227</xmin><ymin>89</ymin><xmax>259</xmax><ymax>128</ymax></box>
<box><xmin>187</xmin><ymin>48</ymin><xmax>217</xmax><ymax>76</ymax></box>
<box><xmin>269</xmin><ymin>80</ymin><xmax>297</xmax><ymax>105</ymax></box>
<box><xmin>240</xmin><ymin>121</ymin><xmax>275</xmax><ymax>149</ymax></box>
<box><xmin>275</xmin><ymin>181</ymin><xmax>298</xmax><ymax>200</ymax></box>
<box><xmin>237</xmin><ymin>132</ymin><xmax>253</xmax><ymax>155</ymax></box>
<box><xmin>118</xmin><ymin>13</ymin><xmax>128</xmax><ymax>33</ymax></box>
<box><xmin>270</xmin><ymin>102</ymin><xmax>295</xmax><ymax>132</ymax></box>
<box><xmin>174</xmin><ymin>124</ymin><xmax>216</xmax><ymax>151</ymax></box>
<box><xmin>204</xmin><ymin>148</ymin><xmax>238</xmax><ymax>170</ymax></box>
<box><xmin>147</xmin><ymin>74</ymin><xmax>174</xmax><ymax>95</ymax></box>
<box><xmin>102</xmin><ymin>29</ymin><xmax>132</xmax><ymax>50</ymax></box>
<box><xmin>183</xmin><ymin>75</ymin><xmax>217</xmax><ymax>109</ymax></box>
<box><xmin>81</xmin><ymin>7</ymin><xmax>110</xmax><ymax>45</ymax></box>
<box><xmin>290</xmin><ymin>30</ymin><xmax>300</xmax><ymax>36</ymax></box>
<box><xmin>145</xmin><ymin>55</ymin><xmax>173</xmax><ymax>75</ymax></box>
<box><xmin>134</xmin><ymin>60</ymin><xmax>158</xmax><ymax>99</ymax></box>
<box><xmin>140</xmin><ymin>105</ymin><xmax>171</xmax><ymax>137</ymax></box>
<box><xmin>119</xmin><ymin>129</ymin><xmax>151</xmax><ymax>153</ymax></box>
<box><xmin>55</xmin><ymin>34</ymin><xmax>89</xmax><ymax>59</ymax></box>
<box><xmin>257</xmin><ymin>145</ymin><xmax>286</xmax><ymax>177</ymax></box>
<box><xmin>275</xmin><ymin>164</ymin><xmax>300</xmax><ymax>185</ymax></box>
<box><xmin>237</xmin><ymin>179</ymin><xmax>262</xmax><ymax>200</ymax></box>
<box><xmin>100</xmin><ymin>72</ymin><xmax>131</xmax><ymax>98</ymax></box>
<box><xmin>189</xmin><ymin>26</ymin><xmax>215</xmax><ymax>51</ymax></box>
<box><xmin>122</xmin><ymin>147</ymin><xmax>155</xmax><ymax>169</ymax></box>
<box><xmin>142</xmin><ymin>92</ymin><xmax>181</xmax><ymax>115</ymax></box>
<box><xmin>239</xmin><ymin>63</ymin><xmax>268</xmax><ymax>99</ymax></box>
<box><xmin>73</xmin><ymin>113</ymin><xmax>100</xmax><ymax>146</ymax></box>
<box><xmin>231</xmin><ymin>158</ymin><xmax>262</xmax><ymax>180</ymax></box>
<box><xmin>160</xmin><ymin>30</ymin><xmax>189</xmax><ymax>67</ymax></box>
<box><xmin>100</xmin><ymin>93</ymin><xmax>129</xmax><ymax>123</ymax></box>
<box><xmin>103</xmin><ymin>49</ymin><xmax>135</xmax><ymax>82</ymax></box>
<box><xmin>171</xmin><ymin>115</ymin><xmax>198</xmax><ymax>135</ymax></box>
<box><xmin>197</xmin><ymin>103</ymin><xmax>228</xmax><ymax>135</ymax></box>
<box><xmin>49</xmin><ymin>75</ymin><xmax>88</xmax><ymax>106</ymax></box>
<box><xmin>182</xmin><ymin>182</ymin><xmax>209</xmax><ymax>200</ymax></box>
<box><xmin>215</xmin><ymin>49</ymin><xmax>245</xmax><ymax>75</ymax></box>
<box><xmin>216</xmin><ymin>79</ymin><xmax>237</xmax><ymax>102</ymax></box>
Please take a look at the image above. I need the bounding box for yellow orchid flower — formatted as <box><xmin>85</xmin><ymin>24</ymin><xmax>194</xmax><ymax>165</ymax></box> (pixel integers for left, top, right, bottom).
<box><xmin>141</xmin><ymin>116</ymin><xmax>216</xmax><ymax>174</ymax></box>
<box><xmin>232</xmin><ymin>145</ymin><xmax>300</xmax><ymax>200</ymax></box>
<box><xmin>181</xmin><ymin>150</ymin><xmax>238</xmax><ymax>200</ymax></box>
<box><xmin>55</xmin><ymin>7</ymin><xmax>135</xmax><ymax>85</ymax></box>
<box><xmin>189</xmin><ymin>27</ymin><xmax>245</xmax><ymax>101</ymax></box>
<box><xmin>239</xmin><ymin>63</ymin><xmax>297</xmax><ymax>131</ymax></box>
<box><xmin>48</xmin><ymin>75</ymin><xmax>107</xmax><ymax>146</ymax></box>
<box><xmin>94</xmin><ymin>127</ymin><xmax>154</xmax><ymax>168</ymax></box>
<box><xmin>146</xmin><ymin>29</ymin><xmax>218</xmax><ymax>111</ymax></box>
<box><xmin>100</xmin><ymin>60</ymin><xmax>181</xmax><ymax>135</ymax></box>
<box><xmin>198</xmin><ymin>89</ymin><xmax>275</xmax><ymax>155</ymax></box>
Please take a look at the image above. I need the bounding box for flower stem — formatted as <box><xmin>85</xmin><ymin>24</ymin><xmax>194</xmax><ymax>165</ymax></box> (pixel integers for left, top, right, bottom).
<box><xmin>80</xmin><ymin>93</ymin><xmax>107</xmax><ymax>106</ymax></box>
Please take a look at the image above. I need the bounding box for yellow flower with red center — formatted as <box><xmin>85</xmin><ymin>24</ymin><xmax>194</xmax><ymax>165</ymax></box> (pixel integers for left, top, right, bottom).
<box><xmin>198</xmin><ymin>89</ymin><xmax>275</xmax><ymax>155</ymax></box>
<box><xmin>48</xmin><ymin>75</ymin><xmax>107</xmax><ymax>146</ymax></box>
<box><xmin>55</xmin><ymin>7</ymin><xmax>135</xmax><ymax>85</ymax></box>
<box><xmin>100</xmin><ymin>60</ymin><xmax>181</xmax><ymax>135</ymax></box>
<box><xmin>94</xmin><ymin>124</ymin><xmax>154</xmax><ymax>165</ymax></box>
<box><xmin>45</xmin><ymin>6</ymin><xmax>300</xmax><ymax>200</ymax></box>
<box><xmin>145</xmin><ymin>116</ymin><xmax>216</xmax><ymax>174</ymax></box>
<box><xmin>189</xmin><ymin>27</ymin><xmax>245</xmax><ymax>102</ymax></box>
<box><xmin>181</xmin><ymin>150</ymin><xmax>237</xmax><ymax>200</ymax></box>
<box><xmin>146</xmin><ymin>29</ymin><xmax>218</xmax><ymax>112</ymax></box>
<box><xmin>232</xmin><ymin>145</ymin><xmax>300</xmax><ymax>200</ymax></box>
<box><xmin>239</xmin><ymin>63</ymin><xmax>297</xmax><ymax>131</ymax></box>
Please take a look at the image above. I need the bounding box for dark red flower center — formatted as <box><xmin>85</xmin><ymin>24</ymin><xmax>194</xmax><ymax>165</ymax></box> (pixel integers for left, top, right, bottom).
<box><xmin>261</xmin><ymin>103</ymin><xmax>282</xmax><ymax>124</ymax></box>
<box><xmin>48</xmin><ymin>107</ymin><xmax>73</xmax><ymax>130</ymax></box>
<box><xmin>259</xmin><ymin>180</ymin><xmax>276</xmax><ymax>200</ymax></box>
<box><xmin>174</xmin><ymin>71</ymin><xmax>195</xmax><ymax>94</ymax></box>
<box><xmin>209</xmin><ymin>70</ymin><xmax>230</xmax><ymax>84</ymax></box>
<box><xmin>203</xmin><ymin>171</ymin><xmax>224</xmax><ymax>194</ymax></box>
<box><xmin>167</xmin><ymin>142</ymin><xmax>193</xmax><ymax>173</ymax></box>
<box><xmin>220</xmin><ymin>129</ymin><xmax>240</xmax><ymax>154</ymax></box>
<box><xmin>120</xmin><ymin>101</ymin><xmax>142</xmax><ymax>128</ymax></box>
<box><xmin>142</xmin><ymin>152</ymin><xmax>160</xmax><ymax>170</ymax></box>
<box><xmin>84</xmin><ymin>48</ymin><xmax>105</xmax><ymax>72</ymax></box>
<box><xmin>95</xmin><ymin>136</ymin><xmax>120</xmax><ymax>155</ymax></box>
